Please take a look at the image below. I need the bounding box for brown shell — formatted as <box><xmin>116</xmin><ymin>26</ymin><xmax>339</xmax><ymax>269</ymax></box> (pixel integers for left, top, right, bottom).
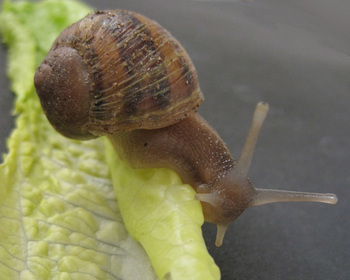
<box><xmin>47</xmin><ymin>10</ymin><xmax>203</xmax><ymax>136</ymax></box>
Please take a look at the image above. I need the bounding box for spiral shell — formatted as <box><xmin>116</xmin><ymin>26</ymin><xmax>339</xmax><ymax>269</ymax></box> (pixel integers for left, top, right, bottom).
<box><xmin>36</xmin><ymin>10</ymin><xmax>203</xmax><ymax>137</ymax></box>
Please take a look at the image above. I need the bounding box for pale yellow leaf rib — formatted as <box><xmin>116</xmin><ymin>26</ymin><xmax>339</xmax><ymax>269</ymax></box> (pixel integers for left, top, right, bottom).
<box><xmin>105</xmin><ymin>141</ymin><xmax>221</xmax><ymax>280</ymax></box>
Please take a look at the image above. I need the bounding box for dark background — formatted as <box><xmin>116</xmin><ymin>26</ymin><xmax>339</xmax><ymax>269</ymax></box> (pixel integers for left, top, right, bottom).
<box><xmin>0</xmin><ymin>0</ymin><xmax>349</xmax><ymax>279</ymax></box>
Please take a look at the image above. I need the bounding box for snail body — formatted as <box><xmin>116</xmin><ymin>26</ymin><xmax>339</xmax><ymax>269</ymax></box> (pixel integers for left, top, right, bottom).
<box><xmin>34</xmin><ymin>10</ymin><xmax>337</xmax><ymax>246</ymax></box>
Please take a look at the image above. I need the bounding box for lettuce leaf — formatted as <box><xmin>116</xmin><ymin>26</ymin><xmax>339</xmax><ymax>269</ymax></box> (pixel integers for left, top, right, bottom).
<box><xmin>105</xmin><ymin>142</ymin><xmax>220</xmax><ymax>279</ymax></box>
<box><xmin>0</xmin><ymin>0</ymin><xmax>220</xmax><ymax>279</ymax></box>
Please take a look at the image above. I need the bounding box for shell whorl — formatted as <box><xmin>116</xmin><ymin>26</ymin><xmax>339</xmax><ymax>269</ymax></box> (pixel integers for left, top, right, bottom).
<box><xmin>49</xmin><ymin>10</ymin><xmax>203</xmax><ymax>136</ymax></box>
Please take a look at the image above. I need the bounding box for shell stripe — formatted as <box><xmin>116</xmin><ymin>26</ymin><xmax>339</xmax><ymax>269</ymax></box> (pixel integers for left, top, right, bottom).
<box><xmin>107</xmin><ymin>11</ymin><xmax>171</xmax><ymax>117</ymax></box>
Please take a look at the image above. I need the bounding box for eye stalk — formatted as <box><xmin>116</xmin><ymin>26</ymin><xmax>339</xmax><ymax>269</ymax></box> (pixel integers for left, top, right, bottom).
<box><xmin>197</xmin><ymin>102</ymin><xmax>337</xmax><ymax>247</ymax></box>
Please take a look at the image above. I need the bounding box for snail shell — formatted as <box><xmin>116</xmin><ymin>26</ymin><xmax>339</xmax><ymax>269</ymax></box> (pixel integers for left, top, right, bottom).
<box><xmin>35</xmin><ymin>10</ymin><xmax>203</xmax><ymax>139</ymax></box>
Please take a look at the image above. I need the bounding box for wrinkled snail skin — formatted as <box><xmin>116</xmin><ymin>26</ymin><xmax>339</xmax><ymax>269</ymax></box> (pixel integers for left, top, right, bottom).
<box><xmin>34</xmin><ymin>10</ymin><xmax>338</xmax><ymax>247</ymax></box>
<box><xmin>108</xmin><ymin>113</ymin><xmax>254</xmax><ymax>226</ymax></box>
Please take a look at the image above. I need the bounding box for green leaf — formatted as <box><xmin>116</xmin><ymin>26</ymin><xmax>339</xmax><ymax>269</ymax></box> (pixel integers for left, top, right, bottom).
<box><xmin>0</xmin><ymin>1</ymin><xmax>220</xmax><ymax>279</ymax></box>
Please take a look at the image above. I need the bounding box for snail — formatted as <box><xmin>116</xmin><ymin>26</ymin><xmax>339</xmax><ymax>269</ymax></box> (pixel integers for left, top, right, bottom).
<box><xmin>34</xmin><ymin>10</ymin><xmax>337</xmax><ymax>247</ymax></box>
